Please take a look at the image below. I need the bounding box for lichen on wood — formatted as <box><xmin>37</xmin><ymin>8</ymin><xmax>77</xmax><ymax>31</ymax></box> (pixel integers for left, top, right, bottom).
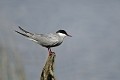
<box><xmin>40</xmin><ymin>52</ymin><xmax>56</xmax><ymax>80</ymax></box>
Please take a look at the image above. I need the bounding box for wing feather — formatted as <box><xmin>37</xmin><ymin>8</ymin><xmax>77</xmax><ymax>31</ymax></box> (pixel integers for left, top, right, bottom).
<box><xmin>33</xmin><ymin>33</ymin><xmax>59</xmax><ymax>47</ymax></box>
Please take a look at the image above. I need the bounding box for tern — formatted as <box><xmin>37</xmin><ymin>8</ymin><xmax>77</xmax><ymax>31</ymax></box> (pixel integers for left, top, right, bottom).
<box><xmin>15</xmin><ymin>26</ymin><xmax>71</xmax><ymax>55</ymax></box>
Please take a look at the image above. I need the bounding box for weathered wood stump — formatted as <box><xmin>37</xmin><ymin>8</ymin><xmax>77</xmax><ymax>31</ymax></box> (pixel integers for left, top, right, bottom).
<box><xmin>40</xmin><ymin>52</ymin><xmax>56</xmax><ymax>80</ymax></box>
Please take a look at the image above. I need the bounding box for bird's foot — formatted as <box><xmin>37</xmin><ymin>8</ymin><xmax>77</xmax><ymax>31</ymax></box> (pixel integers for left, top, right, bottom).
<box><xmin>49</xmin><ymin>51</ymin><xmax>55</xmax><ymax>56</ymax></box>
<box><xmin>48</xmin><ymin>48</ymin><xmax>55</xmax><ymax>56</ymax></box>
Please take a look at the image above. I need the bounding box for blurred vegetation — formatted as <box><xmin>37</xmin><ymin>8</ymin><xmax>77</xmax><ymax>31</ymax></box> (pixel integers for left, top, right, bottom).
<box><xmin>0</xmin><ymin>27</ymin><xmax>26</xmax><ymax>80</ymax></box>
<box><xmin>0</xmin><ymin>44</ymin><xmax>26</xmax><ymax>80</ymax></box>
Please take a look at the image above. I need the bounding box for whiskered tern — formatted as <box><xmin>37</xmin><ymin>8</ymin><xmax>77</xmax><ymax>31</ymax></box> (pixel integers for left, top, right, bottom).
<box><xmin>15</xmin><ymin>26</ymin><xmax>72</xmax><ymax>55</ymax></box>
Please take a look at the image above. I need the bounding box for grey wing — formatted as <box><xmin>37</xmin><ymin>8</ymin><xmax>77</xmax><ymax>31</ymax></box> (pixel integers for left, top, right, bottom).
<box><xmin>15</xmin><ymin>26</ymin><xmax>59</xmax><ymax>47</ymax></box>
<box><xmin>34</xmin><ymin>33</ymin><xmax>59</xmax><ymax>47</ymax></box>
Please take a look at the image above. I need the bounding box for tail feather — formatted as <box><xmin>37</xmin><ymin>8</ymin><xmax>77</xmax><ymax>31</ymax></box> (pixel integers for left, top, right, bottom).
<box><xmin>15</xmin><ymin>30</ymin><xmax>30</xmax><ymax>37</ymax></box>
<box><xmin>18</xmin><ymin>26</ymin><xmax>33</xmax><ymax>35</ymax></box>
<box><xmin>15</xmin><ymin>26</ymin><xmax>38</xmax><ymax>42</ymax></box>
<box><xmin>15</xmin><ymin>30</ymin><xmax>38</xmax><ymax>42</ymax></box>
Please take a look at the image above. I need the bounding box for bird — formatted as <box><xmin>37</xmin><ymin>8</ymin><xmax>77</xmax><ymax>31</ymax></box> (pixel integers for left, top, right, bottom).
<box><xmin>15</xmin><ymin>26</ymin><xmax>72</xmax><ymax>55</ymax></box>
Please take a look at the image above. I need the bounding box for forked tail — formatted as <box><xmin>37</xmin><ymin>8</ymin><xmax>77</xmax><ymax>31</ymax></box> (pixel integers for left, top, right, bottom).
<box><xmin>15</xmin><ymin>26</ymin><xmax>34</xmax><ymax>38</ymax></box>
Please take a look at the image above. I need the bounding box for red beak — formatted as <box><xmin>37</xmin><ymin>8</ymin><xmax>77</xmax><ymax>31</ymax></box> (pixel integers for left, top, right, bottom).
<box><xmin>67</xmin><ymin>34</ymin><xmax>72</xmax><ymax>37</ymax></box>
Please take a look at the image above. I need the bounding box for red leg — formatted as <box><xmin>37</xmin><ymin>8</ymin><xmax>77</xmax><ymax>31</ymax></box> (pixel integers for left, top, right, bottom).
<box><xmin>48</xmin><ymin>48</ymin><xmax>53</xmax><ymax>55</ymax></box>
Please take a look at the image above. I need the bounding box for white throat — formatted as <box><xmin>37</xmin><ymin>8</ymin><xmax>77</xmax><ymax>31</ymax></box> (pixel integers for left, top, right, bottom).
<box><xmin>58</xmin><ymin>33</ymin><xmax>67</xmax><ymax>38</ymax></box>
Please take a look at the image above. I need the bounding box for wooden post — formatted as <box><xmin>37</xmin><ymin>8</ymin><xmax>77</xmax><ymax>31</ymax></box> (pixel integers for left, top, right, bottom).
<box><xmin>40</xmin><ymin>52</ymin><xmax>56</xmax><ymax>80</ymax></box>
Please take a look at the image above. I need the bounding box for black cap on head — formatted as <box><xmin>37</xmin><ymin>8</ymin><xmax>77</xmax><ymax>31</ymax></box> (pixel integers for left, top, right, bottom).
<box><xmin>56</xmin><ymin>30</ymin><xmax>67</xmax><ymax>34</ymax></box>
<box><xmin>56</xmin><ymin>30</ymin><xmax>72</xmax><ymax>37</ymax></box>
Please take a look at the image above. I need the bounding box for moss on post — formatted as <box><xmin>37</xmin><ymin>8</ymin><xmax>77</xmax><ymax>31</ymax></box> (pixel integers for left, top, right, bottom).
<box><xmin>40</xmin><ymin>52</ymin><xmax>56</xmax><ymax>80</ymax></box>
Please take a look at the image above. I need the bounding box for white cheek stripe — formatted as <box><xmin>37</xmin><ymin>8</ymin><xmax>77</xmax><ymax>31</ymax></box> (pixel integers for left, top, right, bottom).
<box><xmin>58</xmin><ymin>33</ymin><xmax>66</xmax><ymax>37</ymax></box>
